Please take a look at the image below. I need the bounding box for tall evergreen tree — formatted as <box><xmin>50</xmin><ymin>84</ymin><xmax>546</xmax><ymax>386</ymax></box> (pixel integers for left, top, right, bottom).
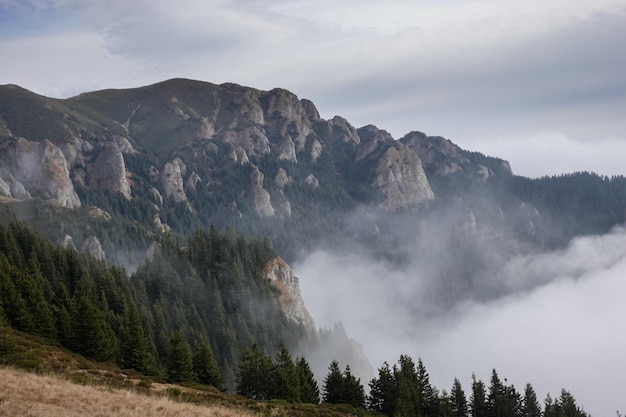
<box><xmin>470</xmin><ymin>374</ymin><xmax>488</xmax><ymax>417</ymax></box>
<box><xmin>521</xmin><ymin>383</ymin><xmax>541</xmax><ymax>417</ymax></box>
<box><xmin>417</xmin><ymin>357</ymin><xmax>439</xmax><ymax>417</ymax></box>
<box><xmin>192</xmin><ymin>341</ymin><xmax>223</xmax><ymax>388</ymax></box>
<box><xmin>368</xmin><ymin>361</ymin><xmax>397</xmax><ymax>416</ymax></box>
<box><xmin>71</xmin><ymin>295</ymin><xmax>118</xmax><ymax>362</ymax></box>
<box><xmin>271</xmin><ymin>341</ymin><xmax>300</xmax><ymax>402</ymax></box>
<box><xmin>395</xmin><ymin>355</ymin><xmax>420</xmax><ymax>417</ymax></box>
<box><xmin>322</xmin><ymin>360</ymin><xmax>344</xmax><ymax>404</ymax></box>
<box><xmin>236</xmin><ymin>343</ymin><xmax>274</xmax><ymax>400</ymax></box>
<box><xmin>450</xmin><ymin>377</ymin><xmax>469</xmax><ymax>417</ymax></box>
<box><xmin>341</xmin><ymin>365</ymin><xmax>366</xmax><ymax>409</ymax></box>
<box><xmin>297</xmin><ymin>356</ymin><xmax>320</xmax><ymax>404</ymax></box>
<box><xmin>166</xmin><ymin>332</ymin><xmax>194</xmax><ymax>383</ymax></box>
<box><xmin>119</xmin><ymin>304</ymin><xmax>157</xmax><ymax>375</ymax></box>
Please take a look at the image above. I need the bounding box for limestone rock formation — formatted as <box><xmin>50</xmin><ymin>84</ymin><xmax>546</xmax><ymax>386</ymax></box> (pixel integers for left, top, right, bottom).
<box><xmin>400</xmin><ymin>131</ymin><xmax>513</xmax><ymax>179</ymax></box>
<box><xmin>373</xmin><ymin>144</ymin><xmax>435</xmax><ymax>211</ymax></box>
<box><xmin>90</xmin><ymin>143</ymin><xmax>132</xmax><ymax>199</ymax></box>
<box><xmin>0</xmin><ymin>177</ymin><xmax>10</xmax><ymax>197</ymax></box>
<box><xmin>81</xmin><ymin>236</ymin><xmax>106</xmax><ymax>261</ymax></box>
<box><xmin>274</xmin><ymin>168</ymin><xmax>291</xmax><ymax>189</ymax></box>
<box><xmin>250</xmin><ymin>166</ymin><xmax>275</xmax><ymax>217</ymax></box>
<box><xmin>329</xmin><ymin>116</ymin><xmax>360</xmax><ymax>145</ymax></box>
<box><xmin>356</xmin><ymin>125</ymin><xmax>394</xmax><ymax>161</ymax></box>
<box><xmin>160</xmin><ymin>158</ymin><xmax>188</xmax><ymax>203</ymax></box>
<box><xmin>9</xmin><ymin>138</ymin><xmax>81</xmax><ymax>208</ymax></box>
<box><xmin>264</xmin><ymin>257</ymin><xmax>316</xmax><ymax>334</ymax></box>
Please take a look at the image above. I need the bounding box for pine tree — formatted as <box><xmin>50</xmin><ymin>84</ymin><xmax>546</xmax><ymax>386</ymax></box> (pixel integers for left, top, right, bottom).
<box><xmin>297</xmin><ymin>356</ymin><xmax>320</xmax><ymax>404</ymax></box>
<box><xmin>166</xmin><ymin>332</ymin><xmax>194</xmax><ymax>383</ymax></box>
<box><xmin>119</xmin><ymin>304</ymin><xmax>157</xmax><ymax>375</ymax></box>
<box><xmin>236</xmin><ymin>343</ymin><xmax>274</xmax><ymax>400</ymax></box>
<box><xmin>395</xmin><ymin>355</ymin><xmax>420</xmax><ymax>417</ymax></box>
<box><xmin>522</xmin><ymin>383</ymin><xmax>541</xmax><ymax>417</ymax></box>
<box><xmin>71</xmin><ymin>295</ymin><xmax>118</xmax><ymax>362</ymax></box>
<box><xmin>470</xmin><ymin>374</ymin><xmax>487</xmax><ymax>417</ymax></box>
<box><xmin>322</xmin><ymin>360</ymin><xmax>343</xmax><ymax>404</ymax></box>
<box><xmin>451</xmin><ymin>377</ymin><xmax>469</xmax><ymax>417</ymax></box>
<box><xmin>368</xmin><ymin>361</ymin><xmax>397</xmax><ymax>416</ymax></box>
<box><xmin>417</xmin><ymin>357</ymin><xmax>439</xmax><ymax>417</ymax></box>
<box><xmin>341</xmin><ymin>365</ymin><xmax>365</xmax><ymax>409</ymax></box>
<box><xmin>192</xmin><ymin>341</ymin><xmax>223</xmax><ymax>389</ymax></box>
<box><xmin>272</xmin><ymin>341</ymin><xmax>300</xmax><ymax>402</ymax></box>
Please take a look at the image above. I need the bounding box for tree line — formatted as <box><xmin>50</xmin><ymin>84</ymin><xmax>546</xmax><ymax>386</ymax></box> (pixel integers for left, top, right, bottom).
<box><xmin>0</xmin><ymin>219</ymin><xmax>594</xmax><ymax>416</ymax></box>
<box><xmin>0</xmin><ymin>219</ymin><xmax>305</xmax><ymax>389</ymax></box>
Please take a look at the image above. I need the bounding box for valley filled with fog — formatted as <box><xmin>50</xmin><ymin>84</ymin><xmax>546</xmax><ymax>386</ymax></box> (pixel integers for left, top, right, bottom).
<box><xmin>298</xmin><ymin>215</ymin><xmax>626</xmax><ymax>416</ymax></box>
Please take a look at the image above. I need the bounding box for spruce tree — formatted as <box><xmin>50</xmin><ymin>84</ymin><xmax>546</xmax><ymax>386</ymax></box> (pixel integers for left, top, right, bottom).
<box><xmin>272</xmin><ymin>341</ymin><xmax>300</xmax><ymax>402</ymax></box>
<box><xmin>451</xmin><ymin>377</ymin><xmax>468</xmax><ymax>417</ymax></box>
<box><xmin>522</xmin><ymin>383</ymin><xmax>541</xmax><ymax>417</ymax></box>
<box><xmin>395</xmin><ymin>355</ymin><xmax>420</xmax><ymax>417</ymax></box>
<box><xmin>119</xmin><ymin>304</ymin><xmax>157</xmax><ymax>375</ymax></box>
<box><xmin>416</xmin><ymin>357</ymin><xmax>438</xmax><ymax>417</ymax></box>
<box><xmin>166</xmin><ymin>332</ymin><xmax>194</xmax><ymax>383</ymax></box>
<box><xmin>368</xmin><ymin>361</ymin><xmax>397</xmax><ymax>416</ymax></box>
<box><xmin>71</xmin><ymin>295</ymin><xmax>118</xmax><ymax>362</ymax></box>
<box><xmin>236</xmin><ymin>343</ymin><xmax>273</xmax><ymax>400</ymax></box>
<box><xmin>341</xmin><ymin>365</ymin><xmax>366</xmax><ymax>409</ymax></box>
<box><xmin>297</xmin><ymin>356</ymin><xmax>320</xmax><ymax>404</ymax></box>
<box><xmin>470</xmin><ymin>374</ymin><xmax>487</xmax><ymax>417</ymax></box>
<box><xmin>192</xmin><ymin>341</ymin><xmax>223</xmax><ymax>388</ymax></box>
<box><xmin>322</xmin><ymin>360</ymin><xmax>343</xmax><ymax>404</ymax></box>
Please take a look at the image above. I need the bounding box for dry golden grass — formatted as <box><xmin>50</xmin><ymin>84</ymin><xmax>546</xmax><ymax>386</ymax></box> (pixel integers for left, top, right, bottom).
<box><xmin>0</xmin><ymin>366</ymin><xmax>256</xmax><ymax>417</ymax></box>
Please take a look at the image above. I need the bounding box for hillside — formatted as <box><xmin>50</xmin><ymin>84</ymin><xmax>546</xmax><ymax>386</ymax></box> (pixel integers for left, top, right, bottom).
<box><xmin>0</xmin><ymin>77</ymin><xmax>612</xmax><ymax>416</ymax></box>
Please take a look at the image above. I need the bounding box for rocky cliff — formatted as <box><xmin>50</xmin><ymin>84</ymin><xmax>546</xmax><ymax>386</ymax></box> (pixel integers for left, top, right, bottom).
<box><xmin>264</xmin><ymin>257</ymin><xmax>316</xmax><ymax>335</ymax></box>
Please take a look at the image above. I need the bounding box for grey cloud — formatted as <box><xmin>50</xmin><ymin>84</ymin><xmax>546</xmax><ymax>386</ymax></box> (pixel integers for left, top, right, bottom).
<box><xmin>297</xmin><ymin>215</ymin><xmax>626</xmax><ymax>416</ymax></box>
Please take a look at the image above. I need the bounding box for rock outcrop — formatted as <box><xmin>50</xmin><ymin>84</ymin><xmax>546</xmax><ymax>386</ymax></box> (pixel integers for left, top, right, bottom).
<box><xmin>8</xmin><ymin>138</ymin><xmax>81</xmax><ymax>208</ymax></box>
<box><xmin>264</xmin><ymin>257</ymin><xmax>316</xmax><ymax>334</ymax></box>
<box><xmin>250</xmin><ymin>166</ymin><xmax>275</xmax><ymax>217</ymax></box>
<box><xmin>160</xmin><ymin>158</ymin><xmax>188</xmax><ymax>203</ymax></box>
<box><xmin>90</xmin><ymin>143</ymin><xmax>132</xmax><ymax>199</ymax></box>
<box><xmin>373</xmin><ymin>143</ymin><xmax>435</xmax><ymax>211</ymax></box>
<box><xmin>81</xmin><ymin>236</ymin><xmax>106</xmax><ymax>261</ymax></box>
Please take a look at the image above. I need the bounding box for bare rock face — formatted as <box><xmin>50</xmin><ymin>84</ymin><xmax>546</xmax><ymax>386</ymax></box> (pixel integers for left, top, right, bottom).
<box><xmin>329</xmin><ymin>116</ymin><xmax>360</xmax><ymax>145</ymax></box>
<box><xmin>305</xmin><ymin>174</ymin><xmax>319</xmax><ymax>189</ymax></box>
<box><xmin>150</xmin><ymin>187</ymin><xmax>163</xmax><ymax>206</ymax></box>
<box><xmin>264</xmin><ymin>88</ymin><xmax>314</xmax><ymax>151</ymax></box>
<box><xmin>160</xmin><ymin>158</ymin><xmax>188</xmax><ymax>203</ymax></box>
<box><xmin>276</xmin><ymin>135</ymin><xmax>297</xmax><ymax>162</ymax></box>
<box><xmin>9</xmin><ymin>138</ymin><xmax>81</xmax><ymax>208</ymax></box>
<box><xmin>223</xmin><ymin>126</ymin><xmax>271</xmax><ymax>162</ymax></box>
<box><xmin>374</xmin><ymin>144</ymin><xmax>435</xmax><ymax>211</ymax></box>
<box><xmin>81</xmin><ymin>236</ymin><xmax>105</xmax><ymax>261</ymax></box>
<box><xmin>274</xmin><ymin>168</ymin><xmax>292</xmax><ymax>189</ymax></box>
<box><xmin>90</xmin><ymin>143</ymin><xmax>132</xmax><ymax>200</ymax></box>
<box><xmin>300</xmin><ymin>98</ymin><xmax>321</xmax><ymax>122</ymax></box>
<box><xmin>250</xmin><ymin>166</ymin><xmax>275</xmax><ymax>217</ymax></box>
<box><xmin>356</xmin><ymin>125</ymin><xmax>394</xmax><ymax>161</ymax></box>
<box><xmin>185</xmin><ymin>171</ymin><xmax>201</xmax><ymax>195</ymax></box>
<box><xmin>111</xmin><ymin>135</ymin><xmax>136</xmax><ymax>154</ymax></box>
<box><xmin>264</xmin><ymin>257</ymin><xmax>316</xmax><ymax>334</ymax></box>
<box><xmin>401</xmin><ymin>132</ymin><xmax>513</xmax><ymax>179</ymax></box>
<box><xmin>0</xmin><ymin>177</ymin><xmax>10</xmax><ymax>197</ymax></box>
<box><xmin>310</xmin><ymin>138</ymin><xmax>323</xmax><ymax>162</ymax></box>
<box><xmin>11</xmin><ymin>180</ymin><xmax>32</xmax><ymax>200</ymax></box>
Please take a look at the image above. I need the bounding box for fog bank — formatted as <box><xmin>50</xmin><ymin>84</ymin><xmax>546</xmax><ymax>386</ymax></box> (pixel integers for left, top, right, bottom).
<box><xmin>297</xmin><ymin>226</ymin><xmax>626</xmax><ymax>416</ymax></box>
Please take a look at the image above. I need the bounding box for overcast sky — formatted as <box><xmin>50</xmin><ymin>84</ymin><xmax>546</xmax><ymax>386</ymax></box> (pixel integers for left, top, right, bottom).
<box><xmin>1</xmin><ymin>0</ymin><xmax>625</xmax><ymax>177</ymax></box>
<box><xmin>2</xmin><ymin>2</ymin><xmax>626</xmax><ymax>414</ymax></box>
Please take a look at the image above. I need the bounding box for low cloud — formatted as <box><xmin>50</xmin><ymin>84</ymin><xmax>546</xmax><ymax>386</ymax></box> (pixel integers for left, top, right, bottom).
<box><xmin>297</xmin><ymin>226</ymin><xmax>626</xmax><ymax>416</ymax></box>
